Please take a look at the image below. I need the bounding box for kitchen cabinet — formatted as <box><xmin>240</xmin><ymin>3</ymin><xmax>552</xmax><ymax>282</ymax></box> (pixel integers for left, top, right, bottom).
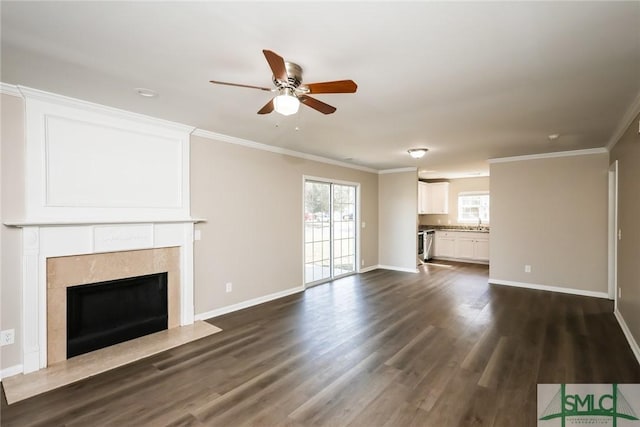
<box><xmin>455</xmin><ymin>236</ymin><xmax>476</xmax><ymax>259</ymax></box>
<box><xmin>417</xmin><ymin>182</ymin><xmax>449</xmax><ymax>214</ymax></box>
<box><xmin>434</xmin><ymin>231</ymin><xmax>456</xmax><ymax>258</ymax></box>
<box><xmin>474</xmin><ymin>238</ymin><xmax>490</xmax><ymax>261</ymax></box>
<box><xmin>426</xmin><ymin>182</ymin><xmax>449</xmax><ymax>214</ymax></box>
<box><xmin>434</xmin><ymin>230</ymin><xmax>489</xmax><ymax>263</ymax></box>
<box><xmin>454</xmin><ymin>232</ymin><xmax>489</xmax><ymax>261</ymax></box>
<box><xmin>418</xmin><ymin>182</ymin><xmax>429</xmax><ymax>214</ymax></box>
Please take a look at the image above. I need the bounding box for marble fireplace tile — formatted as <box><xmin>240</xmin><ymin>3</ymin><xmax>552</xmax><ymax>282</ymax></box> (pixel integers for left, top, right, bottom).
<box><xmin>45</xmin><ymin>247</ymin><xmax>182</xmax><ymax>364</ymax></box>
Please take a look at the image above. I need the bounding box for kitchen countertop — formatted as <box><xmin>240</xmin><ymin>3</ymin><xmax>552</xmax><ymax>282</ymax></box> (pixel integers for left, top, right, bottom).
<box><xmin>419</xmin><ymin>225</ymin><xmax>490</xmax><ymax>233</ymax></box>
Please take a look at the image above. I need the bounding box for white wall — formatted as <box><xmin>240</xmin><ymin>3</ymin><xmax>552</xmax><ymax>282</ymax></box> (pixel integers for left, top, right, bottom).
<box><xmin>489</xmin><ymin>150</ymin><xmax>609</xmax><ymax>295</ymax></box>
<box><xmin>378</xmin><ymin>170</ymin><xmax>418</xmax><ymax>272</ymax></box>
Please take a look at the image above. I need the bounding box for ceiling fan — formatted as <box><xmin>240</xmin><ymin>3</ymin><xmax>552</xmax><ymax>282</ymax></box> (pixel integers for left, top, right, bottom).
<box><xmin>210</xmin><ymin>50</ymin><xmax>357</xmax><ymax>116</ymax></box>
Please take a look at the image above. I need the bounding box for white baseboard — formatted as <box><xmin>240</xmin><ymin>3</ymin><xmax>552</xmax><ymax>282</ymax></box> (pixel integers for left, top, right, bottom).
<box><xmin>359</xmin><ymin>265</ymin><xmax>379</xmax><ymax>273</ymax></box>
<box><xmin>614</xmin><ymin>309</ymin><xmax>640</xmax><ymax>366</ymax></box>
<box><xmin>1</xmin><ymin>364</ymin><xmax>23</xmax><ymax>381</ymax></box>
<box><xmin>432</xmin><ymin>256</ymin><xmax>489</xmax><ymax>265</ymax></box>
<box><xmin>377</xmin><ymin>265</ymin><xmax>419</xmax><ymax>274</ymax></box>
<box><xmin>488</xmin><ymin>278</ymin><xmax>609</xmax><ymax>299</ymax></box>
<box><xmin>194</xmin><ymin>286</ymin><xmax>304</xmax><ymax>321</ymax></box>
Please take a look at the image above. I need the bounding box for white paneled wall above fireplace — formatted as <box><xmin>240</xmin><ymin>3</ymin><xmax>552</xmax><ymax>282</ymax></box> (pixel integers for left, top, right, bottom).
<box><xmin>22</xmin><ymin>87</ymin><xmax>194</xmax><ymax>222</ymax></box>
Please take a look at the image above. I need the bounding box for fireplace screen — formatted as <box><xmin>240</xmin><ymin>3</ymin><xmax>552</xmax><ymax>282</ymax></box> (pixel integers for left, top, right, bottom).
<box><xmin>67</xmin><ymin>272</ymin><xmax>168</xmax><ymax>358</ymax></box>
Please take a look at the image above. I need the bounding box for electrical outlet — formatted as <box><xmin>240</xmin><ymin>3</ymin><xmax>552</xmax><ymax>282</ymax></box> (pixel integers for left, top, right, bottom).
<box><xmin>619</xmin><ymin>287</ymin><xmax>622</xmax><ymax>299</ymax></box>
<box><xmin>524</xmin><ymin>265</ymin><xmax>532</xmax><ymax>273</ymax></box>
<box><xmin>361</xmin><ymin>221</ymin><xmax>366</xmax><ymax>229</ymax></box>
<box><xmin>225</xmin><ymin>282</ymin><xmax>232</xmax><ymax>293</ymax></box>
<box><xmin>361</xmin><ymin>259</ymin><xmax>365</xmax><ymax>266</ymax></box>
<box><xmin>0</xmin><ymin>329</ymin><xmax>15</xmax><ymax>346</ymax></box>
<box><xmin>194</xmin><ymin>230</ymin><xmax>202</xmax><ymax>241</ymax></box>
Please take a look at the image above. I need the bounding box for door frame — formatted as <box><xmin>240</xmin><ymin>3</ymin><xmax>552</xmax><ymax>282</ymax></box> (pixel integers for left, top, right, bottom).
<box><xmin>608</xmin><ymin>160</ymin><xmax>618</xmax><ymax>306</ymax></box>
<box><xmin>302</xmin><ymin>175</ymin><xmax>361</xmax><ymax>288</ymax></box>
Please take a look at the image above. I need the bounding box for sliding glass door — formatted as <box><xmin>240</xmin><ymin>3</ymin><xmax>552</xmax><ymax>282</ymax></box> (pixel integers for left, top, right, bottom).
<box><xmin>304</xmin><ymin>179</ymin><xmax>357</xmax><ymax>286</ymax></box>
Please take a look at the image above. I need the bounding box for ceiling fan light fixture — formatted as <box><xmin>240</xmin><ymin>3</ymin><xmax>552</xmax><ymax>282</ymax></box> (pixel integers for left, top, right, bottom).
<box><xmin>274</xmin><ymin>88</ymin><xmax>300</xmax><ymax>116</ymax></box>
<box><xmin>408</xmin><ymin>148</ymin><xmax>429</xmax><ymax>159</ymax></box>
<box><xmin>135</xmin><ymin>88</ymin><xmax>158</xmax><ymax>98</ymax></box>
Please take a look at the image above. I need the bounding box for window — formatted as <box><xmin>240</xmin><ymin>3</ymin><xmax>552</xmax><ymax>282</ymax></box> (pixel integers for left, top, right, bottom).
<box><xmin>458</xmin><ymin>192</ymin><xmax>489</xmax><ymax>223</ymax></box>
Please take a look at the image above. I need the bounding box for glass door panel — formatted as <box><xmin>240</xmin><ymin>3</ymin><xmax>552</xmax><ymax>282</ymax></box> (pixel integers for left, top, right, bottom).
<box><xmin>332</xmin><ymin>184</ymin><xmax>356</xmax><ymax>276</ymax></box>
<box><xmin>304</xmin><ymin>181</ymin><xmax>331</xmax><ymax>284</ymax></box>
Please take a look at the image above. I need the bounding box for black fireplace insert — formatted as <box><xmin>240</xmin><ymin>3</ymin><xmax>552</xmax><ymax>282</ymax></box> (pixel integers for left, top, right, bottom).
<box><xmin>67</xmin><ymin>272</ymin><xmax>168</xmax><ymax>358</ymax></box>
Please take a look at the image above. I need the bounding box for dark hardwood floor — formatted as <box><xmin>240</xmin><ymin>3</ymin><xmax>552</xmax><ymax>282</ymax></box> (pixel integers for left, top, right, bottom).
<box><xmin>2</xmin><ymin>261</ymin><xmax>639</xmax><ymax>426</ymax></box>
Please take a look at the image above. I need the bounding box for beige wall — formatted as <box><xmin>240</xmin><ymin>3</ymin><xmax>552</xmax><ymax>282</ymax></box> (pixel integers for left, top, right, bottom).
<box><xmin>190</xmin><ymin>135</ymin><xmax>378</xmax><ymax>315</ymax></box>
<box><xmin>378</xmin><ymin>171</ymin><xmax>418</xmax><ymax>271</ymax></box>
<box><xmin>419</xmin><ymin>176</ymin><xmax>490</xmax><ymax>226</ymax></box>
<box><xmin>489</xmin><ymin>152</ymin><xmax>609</xmax><ymax>293</ymax></box>
<box><xmin>610</xmin><ymin>112</ymin><xmax>640</xmax><ymax>350</ymax></box>
<box><xmin>1</xmin><ymin>93</ymin><xmax>25</xmax><ymax>371</ymax></box>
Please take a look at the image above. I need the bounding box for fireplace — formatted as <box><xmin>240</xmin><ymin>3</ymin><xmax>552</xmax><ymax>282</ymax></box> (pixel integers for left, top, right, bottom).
<box><xmin>9</xmin><ymin>90</ymin><xmax>198</xmax><ymax>375</ymax></box>
<box><xmin>45</xmin><ymin>246</ymin><xmax>183</xmax><ymax>366</ymax></box>
<box><xmin>67</xmin><ymin>272</ymin><xmax>169</xmax><ymax>358</ymax></box>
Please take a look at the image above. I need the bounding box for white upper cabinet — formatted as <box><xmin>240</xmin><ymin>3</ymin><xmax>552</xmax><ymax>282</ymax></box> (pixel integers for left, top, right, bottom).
<box><xmin>424</xmin><ymin>182</ymin><xmax>449</xmax><ymax>214</ymax></box>
<box><xmin>418</xmin><ymin>182</ymin><xmax>429</xmax><ymax>214</ymax></box>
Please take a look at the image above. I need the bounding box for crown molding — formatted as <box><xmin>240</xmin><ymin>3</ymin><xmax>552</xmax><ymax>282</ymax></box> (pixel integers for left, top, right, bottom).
<box><xmin>378</xmin><ymin>167</ymin><xmax>418</xmax><ymax>174</ymax></box>
<box><xmin>488</xmin><ymin>147</ymin><xmax>608</xmax><ymax>164</ymax></box>
<box><xmin>192</xmin><ymin>128</ymin><xmax>378</xmax><ymax>174</ymax></box>
<box><xmin>606</xmin><ymin>90</ymin><xmax>640</xmax><ymax>152</ymax></box>
<box><xmin>0</xmin><ymin>82</ymin><xmax>22</xmax><ymax>97</ymax></box>
<box><xmin>17</xmin><ymin>85</ymin><xmax>195</xmax><ymax>134</ymax></box>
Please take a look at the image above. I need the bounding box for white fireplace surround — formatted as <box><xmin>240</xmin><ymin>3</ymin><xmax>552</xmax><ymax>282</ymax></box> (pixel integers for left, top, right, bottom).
<box><xmin>6</xmin><ymin>87</ymin><xmax>202</xmax><ymax>374</ymax></box>
<box><xmin>17</xmin><ymin>221</ymin><xmax>197</xmax><ymax>373</ymax></box>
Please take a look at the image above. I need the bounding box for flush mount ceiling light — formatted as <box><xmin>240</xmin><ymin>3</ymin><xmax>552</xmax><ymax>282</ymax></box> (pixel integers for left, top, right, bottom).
<box><xmin>548</xmin><ymin>133</ymin><xmax>560</xmax><ymax>141</ymax></box>
<box><xmin>135</xmin><ymin>88</ymin><xmax>158</xmax><ymax>98</ymax></box>
<box><xmin>408</xmin><ymin>148</ymin><xmax>429</xmax><ymax>159</ymax></box>
<box><xmin>273</xmin><ymin>87</ymin><xmax>300</xmax><ymax>116</ymax></box>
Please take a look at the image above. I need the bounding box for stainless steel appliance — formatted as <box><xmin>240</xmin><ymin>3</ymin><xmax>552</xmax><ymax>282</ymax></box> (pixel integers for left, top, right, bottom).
<box><xmin>418</xmin><ymin>231</ymin><xmax>425</xmax><ymax>259</ymax></box>
<box><xmin>423</xmin><ymin>230</ymin><xmax>435</xmax><ymax>261</ymax></box>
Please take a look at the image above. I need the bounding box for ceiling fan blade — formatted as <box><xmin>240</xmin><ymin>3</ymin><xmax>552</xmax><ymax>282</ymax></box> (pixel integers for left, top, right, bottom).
<box><xmin>257</xmin><ymin>99</ymin><xmax>274</xmax><ymax>115</ymax></box>
<box><xmin>263</xmin><ymin>50</ymin><xmax>288</xmax><ymax>82</ymax></box>
<box><xmin>305</xmin><ymin>80</ymin><xmax>358</xmax><ymax>94</ymax></box>
<box><xmin>299</xmin><ymin>95</ymin><xmax>337</xmax><ymax>114</ymax></box>
<box><xmin>209</xmin><ymin>80</ymin><xmax>272</xmax><ymax>92</ymax></box>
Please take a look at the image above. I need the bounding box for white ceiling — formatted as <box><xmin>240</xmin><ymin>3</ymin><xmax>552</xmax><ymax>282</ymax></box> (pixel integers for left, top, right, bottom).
<box><xmin>2</xmin><ymin>1</ymin><xmax>639</xmax><ymax>178</ymax></box>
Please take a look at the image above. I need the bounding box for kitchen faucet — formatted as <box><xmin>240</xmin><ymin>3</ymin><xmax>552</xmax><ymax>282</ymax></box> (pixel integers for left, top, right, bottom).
<box><xmin>477</xmin><ymin>217</ymin><xmax>482</xmax><ymax>230</ymax></box>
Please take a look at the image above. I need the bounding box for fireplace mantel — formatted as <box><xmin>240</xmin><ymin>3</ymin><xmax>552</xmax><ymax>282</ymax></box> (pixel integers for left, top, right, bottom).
<box><xmin>4</xmin><ymin>218</ymin><xmax>205</xmax><ymax>227</ymax></box>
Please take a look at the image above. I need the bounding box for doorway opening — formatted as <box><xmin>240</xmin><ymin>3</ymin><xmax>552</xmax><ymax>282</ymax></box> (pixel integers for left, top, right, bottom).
<box><xmin>304</xmin><ymin>178</ymin><xmax>359</xmax><ymax>286</ymax></box>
